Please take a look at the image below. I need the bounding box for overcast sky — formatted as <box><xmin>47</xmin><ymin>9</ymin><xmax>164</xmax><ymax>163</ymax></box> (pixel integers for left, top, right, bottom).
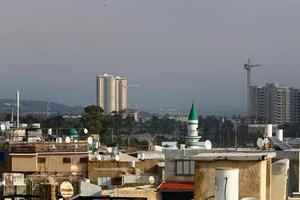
<box><xmin>1</xmin><ymin>0</ymin><xmax>300</xmax><ymax>110</ymax></box>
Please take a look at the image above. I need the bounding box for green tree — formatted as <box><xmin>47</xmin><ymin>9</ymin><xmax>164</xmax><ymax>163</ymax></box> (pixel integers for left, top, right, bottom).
<box><xmin>81</xmin><ymin>105</ymin><xmax>111</xmax><ymax>135</ymax></box>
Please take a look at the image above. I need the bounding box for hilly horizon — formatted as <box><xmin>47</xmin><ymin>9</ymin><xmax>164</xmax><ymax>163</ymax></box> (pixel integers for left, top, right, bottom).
<box><xmin>0</xmin><ymin>99</ymin><xmax>84</xmax><ymax>115</ymax></box>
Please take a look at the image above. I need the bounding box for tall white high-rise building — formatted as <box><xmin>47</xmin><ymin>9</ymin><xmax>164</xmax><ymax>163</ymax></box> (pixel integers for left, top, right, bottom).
<box><xmin>96</xmin><ymin>74</ymin><xmax>128</xmax><ymax>113</ymax></box>
<box><xmin>250</xmin><ymin>83</ymin><xmax>292</xmax><ymax>124</ymax></box>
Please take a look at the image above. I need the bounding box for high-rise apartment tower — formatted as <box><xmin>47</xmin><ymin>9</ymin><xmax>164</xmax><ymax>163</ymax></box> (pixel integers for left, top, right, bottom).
<box><xmin>96</xmin><ymin>74</ymin><xmax>128</xmax><ymax>113</ymax></box>
<box><xmin>249</xmin><ymin>83</ymin><xmax>298</xmax><ymax>124</ymax></box>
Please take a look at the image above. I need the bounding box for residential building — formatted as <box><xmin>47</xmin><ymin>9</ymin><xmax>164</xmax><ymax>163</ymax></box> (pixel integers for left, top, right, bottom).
<box><xmin>250</xmin><ymin>83</ymin><xmax>292</xmax><ymax>124</ymax></box>
<box><xmin>290</xmin><ymin>88</ymin><xmax>300</xmax><ymax>123</ymax></box>
<box><xmin>0</xmin><ymin>141</ymin><xmax>89</xmax><ymax>177</ymax></box>
<box><xmin>96</xmin><ymin>74</ymin><xmax>128</xmax><ymax>113</ymax></box>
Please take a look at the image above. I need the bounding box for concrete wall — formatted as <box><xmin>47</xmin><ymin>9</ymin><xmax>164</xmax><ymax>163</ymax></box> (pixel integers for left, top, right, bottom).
<box><xmin>102</xmin><ymin>187</ymin><xmax>159</xmax><ymax>200</ymax></box>
<box><xmin>163</xmin><ymin>149</ymin><xmax>206</xmax><ymax>182</ymax></box>
<box><xmin>88</xmin><ymin>159</ymin><xmax>160</xmax><ymax>184</ymax></box>
<box><xmin>272</xmin><ymin>159</ymin><xmax>289</xmax><ymax>200</ymax></box>
<box><xmin>276</xmin><ymin>150</ymin><xmax>300</xmax><ymax>195</ymax></box>
<box><xmin>9</xmin><ymin>153</ymin><xmax>88</xmax><ymax>177</ymax></box>
<box><xmin>194</xmin><ymin>159</ymin><xmax>272</xmax><ymax>200</ymax></box>
<box><xmin>37</xmin><ymin>154</ymin><xmax>88</xmax><ymax>177</ymax></box>
<box><xmin>10</xmin><ymin>155</ymin><xmax>37</xmax><ymax>172</ymax></box>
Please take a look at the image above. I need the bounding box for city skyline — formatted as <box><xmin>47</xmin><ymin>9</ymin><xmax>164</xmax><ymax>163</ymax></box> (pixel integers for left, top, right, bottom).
<box><xmin>1</xmin><ymin>0</ymin><xmax>300</xmax><ymax>110</ymax></box>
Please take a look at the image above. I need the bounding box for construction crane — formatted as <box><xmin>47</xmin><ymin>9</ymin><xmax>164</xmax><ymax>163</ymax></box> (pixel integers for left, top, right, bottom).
<box><xmin>244</xmin><ymin>59</ymin><xmax>261</xmax><ymax>117</ymax></box>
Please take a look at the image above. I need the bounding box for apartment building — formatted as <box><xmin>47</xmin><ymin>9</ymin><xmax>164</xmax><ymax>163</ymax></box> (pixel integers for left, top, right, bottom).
<box><xmin>249</xmin><ymin>83</ymin><xmax>298</xmax><ymax>124</ymax></box>
<box><xmin>96</xmin><ymin>74</ymin><xmax>128</xmax><ymax>114</ymax></box>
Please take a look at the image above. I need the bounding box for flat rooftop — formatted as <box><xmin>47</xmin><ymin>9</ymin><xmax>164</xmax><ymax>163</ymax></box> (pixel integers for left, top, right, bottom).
<box><xmin>192</xmin><ymin>151</ymin><xmax>276</xmax><ymax>161</ymax></box>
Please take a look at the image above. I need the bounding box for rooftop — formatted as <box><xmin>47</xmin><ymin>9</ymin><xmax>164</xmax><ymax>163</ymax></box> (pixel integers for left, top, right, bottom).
<box><xmin>192</xmin><ymin>151</ymin><xmax>276</xmax><ymax>161</ymax></box>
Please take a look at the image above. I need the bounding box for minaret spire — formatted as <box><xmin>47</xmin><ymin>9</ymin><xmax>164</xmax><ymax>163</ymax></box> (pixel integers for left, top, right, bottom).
<box><xmin>186</xmin><ymin>100</ymin><xmax>201</xmax><ymax>148</ymax></box>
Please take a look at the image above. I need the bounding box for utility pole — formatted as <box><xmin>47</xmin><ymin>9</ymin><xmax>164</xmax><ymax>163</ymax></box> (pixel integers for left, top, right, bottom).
<box><xmin>244</xmin><ymin>59</ymin><xmax>261</xmax><ymax>117</ymax></box>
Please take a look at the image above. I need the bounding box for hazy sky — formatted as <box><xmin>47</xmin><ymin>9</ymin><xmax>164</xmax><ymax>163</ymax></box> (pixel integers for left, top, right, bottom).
<box><xmin>1</xmin><ymin>0</ymin><xmax>300</xmax><ymax>110</ymax></box>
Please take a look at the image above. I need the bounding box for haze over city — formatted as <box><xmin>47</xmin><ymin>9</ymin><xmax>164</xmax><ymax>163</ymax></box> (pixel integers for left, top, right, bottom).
<box><xmin>1</xmin><ymin>0</ymin><xmax>300</xmax><ymax>110</ymax></box>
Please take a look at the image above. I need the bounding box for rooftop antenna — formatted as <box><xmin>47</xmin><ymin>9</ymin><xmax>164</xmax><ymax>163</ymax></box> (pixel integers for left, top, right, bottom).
<box><xmin>244</xmin><ymin>59</ymin><xmax>261</xmax><ymax>117</ymax></box>
<box><xmin>16</xmin><ymin>91</ymin><xmax>20</xmax><ymax>129</ymax></box>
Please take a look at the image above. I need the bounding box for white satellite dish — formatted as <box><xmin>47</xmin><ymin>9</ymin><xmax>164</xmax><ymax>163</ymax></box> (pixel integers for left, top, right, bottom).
<box><xmin>148</xmin><ymin>176</ymin><xmax>155</xmax><ymax>184</ymax></box>
<box><xmin>204</xmin><ymin>140</ymin><xmax>212</xmax><ymax>150</ymax></box>
<box><xmin>65</xmin><ymin>136</ymin><xmax>71</xmax><ymax>143</ymax></box>
<box><xmin>257</xmin><ymin>138</ymin><xmax>264</xmax><ymax>149</ymax></box>
<box><xmin>114</xmin><ymin>154</ymin><xmax>120</xmax><ymax>162</ymax></box>
<box><xmin>107</xmin><ymin>147</ymin><xmax>112</xmax><ymax>153</ymax></box>
<box><xmin>83</xmin><ymin>128</ymin><xmax>88</xmax><ymax>134</ymax></box>
<box><xmin>96</xmin><ymin>154</ymin><xmax>102</xmax><ymax>161</ymax></box>
<box><xmin>0</xmin><ymin>124</ymin><xmax>5</xmax><ymax>131</ymax></box>
<box><xmin>87</xmin><ymin>136</ymin><xmax>93</xmax><ymax>145</ymax></box>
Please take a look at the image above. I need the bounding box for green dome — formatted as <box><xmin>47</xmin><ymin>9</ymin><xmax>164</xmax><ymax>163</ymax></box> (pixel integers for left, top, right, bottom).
<box><xmin>188</xmin><ymin>103</ymin><xmax>198</xmax><ymax>120</ymax></box>
<box><xmin>66</xmin><ymin>128</ymin><xmax>78</xmax><ymax>135</ymax></box>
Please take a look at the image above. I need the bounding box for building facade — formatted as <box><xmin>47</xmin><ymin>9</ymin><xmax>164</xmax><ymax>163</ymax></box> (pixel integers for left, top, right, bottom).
<box><xmin>96</xmin><ymin>74</ymin><xmax>128</xmax><ymax>113</ymax></box>
<box><xmin>249</xmin><ymin>83</ymin><xmax>300</xmax><ymax>124</ymax></box>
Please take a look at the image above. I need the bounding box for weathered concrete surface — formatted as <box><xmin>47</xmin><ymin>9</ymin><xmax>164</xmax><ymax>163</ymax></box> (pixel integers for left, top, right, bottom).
<box><xmin>272</xmin><ymin>159</ymin><xmax>289</xmax><ymax>200</ymax></box>
<box><xmin>102</xmin><ymin>185</ymin><xmax>159</xmax><ymax>200</ymax></box>
<box><xmin>194</xmin><ymin>159</ymin><xmax>272</xmax><ymax>200</ymax></box>
<box><xmin>88</xmin><ymin>159</ymin><xmax>160</xmax><ymax>184</ymax></box>
<box><xmin>275</xmin><ymin>150</ymin><xmax>300</xmax><ymax>195</ymax></box>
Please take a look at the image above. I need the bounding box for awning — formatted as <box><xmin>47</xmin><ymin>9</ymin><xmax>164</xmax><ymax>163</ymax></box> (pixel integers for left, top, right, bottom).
<box><xmin>157</xmin><ymin>181</ymin><xmax>194</xmax><ymax>192</ymax></box>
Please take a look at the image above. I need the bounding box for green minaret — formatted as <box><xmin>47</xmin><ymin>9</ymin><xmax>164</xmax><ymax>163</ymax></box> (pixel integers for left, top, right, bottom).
<box><xmin>186</xmin><ymin>102</ymin><xmax>201</xmax><ymax>148</ymax></box>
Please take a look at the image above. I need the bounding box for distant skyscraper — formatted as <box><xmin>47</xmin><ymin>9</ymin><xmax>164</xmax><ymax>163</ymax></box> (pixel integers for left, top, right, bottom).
<box><xmin>250</xmin><ymin>83</ymin><xmax>296</xmax><ymax>124</ymax></box>
<box><xmin>96</xmin><ymin>74</ymin><xmax>128</xmax><ymax>113</ymax></box>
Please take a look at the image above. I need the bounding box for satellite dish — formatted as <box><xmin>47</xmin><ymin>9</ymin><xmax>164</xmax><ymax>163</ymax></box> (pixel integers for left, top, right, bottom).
<box><xmin>204</xmin><ymin>140</ymin><xmax>212</xmax><ymax>150</ymax></box>
<box><xmin>257</xmin><ymin>138</ymin><xmax>264</xmax><ymax>149</ymax></box>
<box><xmin>114</xmin><ymin>154</ymin><xmax>120</xmax><ymax>162</ymax></box>
<box><xmin>107</xmin><ymin>147</ymin><xmax>112</xmax><ymax>153</ymax></box>
<box><xmin>96</xmin><ymin>155</ymin><xmax>102</xmax><ymax>161</ymax></box>
<box><xmin>148</xmin><ymin>176</ymin><xmax>155</xmax><ymax>184</ymax></box>
<box><xmin>0</xmin><ymin>124</ymin><xmax>5</xmax><ymax>131</ymax></box>
<box><xmin>65</xmin><ymin>136</ymin><xmax>71</xmax><ymax>143</ymax></box>
<box><xmin>87</xmin><ymin>136</ymin><xmax>93</xmax><ymax>145</ymax></box>
<box><xmin>83</xmin><ymin>128</ymin><xmax>88</xmax><ymax>134</ymax></box>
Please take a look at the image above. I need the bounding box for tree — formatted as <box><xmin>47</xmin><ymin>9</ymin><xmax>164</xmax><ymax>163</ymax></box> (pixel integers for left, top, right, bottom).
<box><xmin>81</xmin><ymin>105</ymin><xmax>111</xmax><ymax>135</ymax></box>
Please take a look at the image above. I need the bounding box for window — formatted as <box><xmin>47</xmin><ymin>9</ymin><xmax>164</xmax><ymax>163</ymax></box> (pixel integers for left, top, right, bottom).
<box><xmin>175</xmin><ymin>160</ymin><xmax>195</xmax><ymax>175</ymax></box>
<box><xmin>63</xmin><ymin>157</ymin><xmax>71</xmax><ymax>164</ymax></box>
<box><xmin>98</xmin><ymin>177</ymin><xmax>111</xmax><ymax>186</ymax></box>
<box><xmin>38</xmin><ymin>157</ymin><xmax>46</xmax><ymax>163</ymax></box>
<box><xmin>80</xmin><ymin>157</ymin><xmax>88</xmax><ymax>163</ymax></box>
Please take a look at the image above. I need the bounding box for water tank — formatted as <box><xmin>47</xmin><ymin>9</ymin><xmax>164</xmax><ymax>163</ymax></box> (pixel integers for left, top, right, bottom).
<box><xmin>215</xmin><ymin>168</ymin><xmax>239</xmax><ymax>200</ymax></box>
<box><xmin>265</xmin><ymin>124</ymin><xmax>272</xmax><ymax>137</ymax></box>
<box><xmin>276</xmin><ymin>129</ymin><xmax>283</xmax><ymax>141</ymax></box>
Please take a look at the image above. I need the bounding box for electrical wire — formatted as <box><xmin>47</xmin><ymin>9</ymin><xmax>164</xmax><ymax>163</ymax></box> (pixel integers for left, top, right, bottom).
<box><xmin>224</xmin><ymin>177</ymin><xmax>228</xmax><ymax>200</ymax></box>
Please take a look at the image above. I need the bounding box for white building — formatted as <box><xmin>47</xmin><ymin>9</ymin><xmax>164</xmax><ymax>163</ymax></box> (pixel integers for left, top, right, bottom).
<box><xmin>249</xmin><ymin>83</ymin><xmax>300</xmax><ymax>124</ymax></box>
<box><xmin>96</xmin><ymin>74</ymin><xmax>128</xmax><ymax>113</ymax></box>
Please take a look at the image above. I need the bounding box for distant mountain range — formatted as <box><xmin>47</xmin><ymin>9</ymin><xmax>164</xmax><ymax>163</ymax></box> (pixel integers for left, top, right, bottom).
<box><xmin>0</xmin><ymin>99</ymin><xmax>84</xmax><ymax>115</ymax></box>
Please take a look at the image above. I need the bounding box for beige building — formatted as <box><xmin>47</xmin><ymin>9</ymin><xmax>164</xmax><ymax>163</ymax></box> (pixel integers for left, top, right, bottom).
<box><xmin>3</xmin><ymin>141</ymin><xmax>89</xmax><ymax>177</ymax></box>
<box><xmin>96</xmin><ymin>74</ymin><xmax>128</xmax><ymax>114</ymax></box>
